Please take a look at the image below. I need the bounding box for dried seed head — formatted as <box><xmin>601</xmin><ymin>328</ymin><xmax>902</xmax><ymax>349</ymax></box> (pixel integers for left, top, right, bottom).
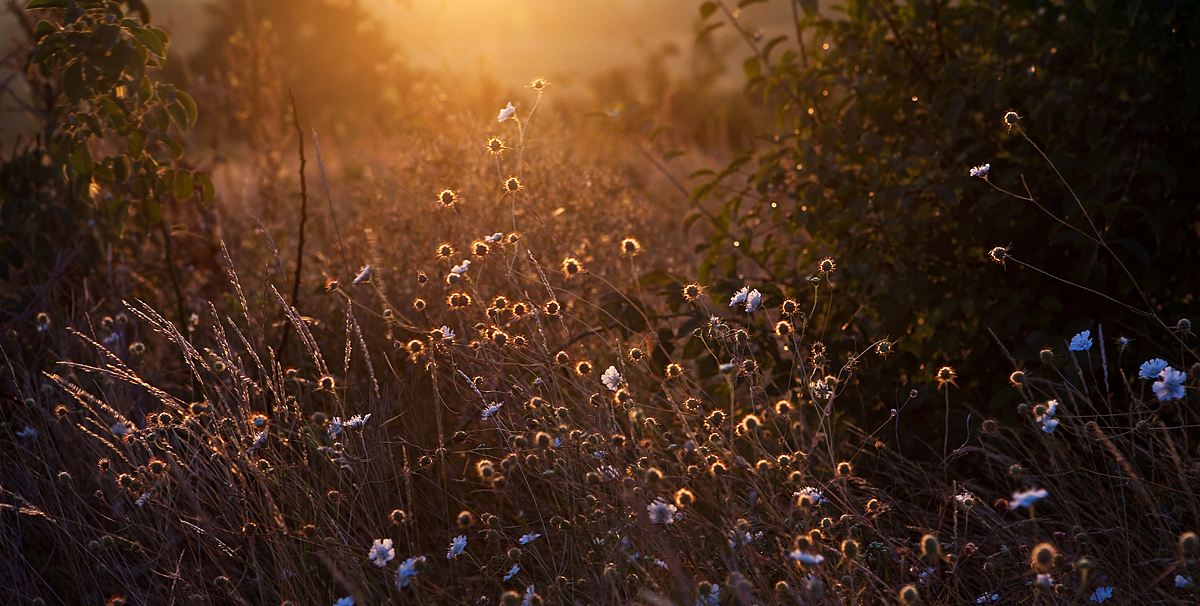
<box><xmin>447</xmin><ymin>292</ymin><xmax>473</xmax><ymax>309</ymax></box>
<box><xmin>1010</xmin><ymin>370</ymin><xmax>1026</xmax><ymax>386</ymax></box>
<box><xmin>543</xmin><ymin>300</ymin><xmax>561</xmax><ymax>316</ymax></box>
<box><xmin>674</xmin><ymin>488</ymin><xmax>694</xmax><ymax>507</ymax></box>
<box><xmin>899</xmin><ymin>584</ymin><xmax>920</xmax><ymax>605</ymax></box>
<box><xmin>920</xmin><ymin>534</ymin><xmax>941</xmax><ymax>560</ymax></box>
<box><xmin>486</xmin><ymin>137</ymin><xmax>507</xmax><ymax>155</ymax></box>
<box><xmin>413</xmin><ymin>298</ymin><xmax>427</xmax><ymax>311</ymax></box>
<box><xmin>682</xmin><ymin>283</ymin><xmax>703</xmax><ymax>301</ymax></box>
<box><xmin>438</xmin><ymin>188</ymin><xmax>458</xmax><ymax>208</ymax></box>
<box><xmin>528</xmin><ymin>77</ymin><xmax>550</xmax><ymax>91</ymax></box>
<box><xmin>1180</xmin><ymin>531</ymin><xmax>1199</xmax><ymax>556</ymax></box>
<box><xmin>775</xmin><ymin>320</ymin><xmax>793</xmax><ymax>337</ymax></box>
<box><xmin>575</xmin><ymin>360</ymin><xmax>593</xmax><ymax>376</ymax></box>
<box><xmin>456</xmin><ymin>510</ymin><xmax>475</xmax><ymax>528</ymax></box>
<box><xmin>936</xmin><ymin>366</ymin><xmax>957</xmax><ymax>387</ymax></box>
<box><xmin>628</xmin><ymin>347</ymin><xmax>644</xmax><ymax>361</ymax></box>
<box><xmin>472</xmin><ymin>241</ymin><xmax>490</xmax><ymax>257</ymax></box>
<box><xmin>819</xmin><ymin>257</ymin><xmax>836</xmax><ymax>273</ymax></box>
<box><xmin>390</xmin><ymin>509</ymin><xmax>408</xmax><ymax>524</ymax></box>
<box><xmin>504</xmin><ymin>176</ymin><xmax>522</xmax><ymax>193</ymax></box>
<box><xmin>665</xmin><ymin>363</ymin><xmax>683</xmax><ymax>379</ymax></box>
<box><xmin>989</xmin><ymin>245</ymin><xmax>1009</xmax><ymax>264</ymax></box>
<box><xmin>781</xmin><ymin>298</ymin><xmax>799</xmax><ymax>315</ymax></box>
<box><xmin>1031</xmin><ymin>542</ymin><xmax>1057</xmax><ymax>570</ymax></box>
<box><xmin>561</xmin><ymin>257</ymin><xmax>583</xmax><ymax>278</ymax></box>
<box><xmin>620</xmin><ymin>237</ymin><xmax>641</xmax><ymax>256</ymax></box>
<box><xmin>437</xmin><ymin>243</ymin><xmax>454</xmax><ymax>259</ymax></box>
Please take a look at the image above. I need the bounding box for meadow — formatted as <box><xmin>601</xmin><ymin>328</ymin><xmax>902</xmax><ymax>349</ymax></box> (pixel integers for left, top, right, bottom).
<box><xmin>1</xmin><ymin>1</ymin><xmax>1198</xmax><ymax>605</ymax></box>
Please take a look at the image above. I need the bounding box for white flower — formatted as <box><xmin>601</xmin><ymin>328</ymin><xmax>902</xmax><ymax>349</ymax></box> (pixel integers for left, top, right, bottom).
<box><xmin>485</xmin><ymin>232</ymin><xmax>505</xmax><ymax>244</ymax></box>
<box><xmin>647</xmin><ymin>498</ymin><xmax>678</xmax><ymax>524</ymax></box>
<box><xmin>794</xmin><ymin>486</ymin><xmax>824</xmax><ymax>506</ymax></box>
<box><xmin>396</xmin><ymin>556</ymin><xmax>424</xmax><ymax>588</ymax></box>
<box><xmin>744</xmin><ymin>289</ymin><xmax>762</xmax><ymax>313</ymax></box>
<box><xmin>696</xmin><ymin>583</ymin><xmax>720</xmax><ymax>606</ymax></box>
<box><xmin>482</xmin><ymin>402</ymin><xmax>503</xmax><ymax>421</ymax></box>
<box><xmin>1069</xmin><ymin>330</ymin><xmax>1093</xmax><ymax>352</ymax></box>
<box><xmin>1009</xmin><ymin>488</ymin><xmax>1048</xmax><ymax>510</ymax></box>
<box><xmin>504</xmin><ymin>564</ymin><xmax>520</xmax><ymax>580</ymax></box>
<box><xmin>728</xmin><ymin>529</ymin><xmax>761</xmax><ymax>547</ymax></box>
<box><xmin>519</xmin><ymin>533</ymin><xmax>541</xmax><ymax>544</ymax></box>
<box><xmin>345</xmin><ymin>414</ymin><xmax>371</xmax><ymax>428</ymax></box>
<box><xmin>522</xmin><ymin>584</ymin><xmax>536</xmax><ymax>606</ymax></box>
<box><xmin>16</xmin><ymin>426</ymin><xmax>37</xmax><ymax>439</ymax></box>
<box><xmin>601</xmin><ymin>366</ymin><xmax>621</xmax><ymax>391</ymax></box>
<box><xmin>789</xmin><ymin>550</ymin><xmax>825</xmax><ymax>565</ymax></box>
<box><xmin>1176</xmin><ymin>575</ymin><xmax>1194</xmax><ymax>588</ymax></box>
<box><xmin>136</xmin><ymin>492</ymin><xmax>150</xmax><ymax>507</ymax></box>
<box><xmin>1035</xmin><ymin>573</ymin><xmax>1054</xmax><ymax>588</ymax></box>
<box><xmin>334</xmin><ymin>597</ymin><xmax>354</xmax><ymax>606</ymax></box>
<box><xmin>250</xmin><ymin>430</ymin><xmax>268</xmax><ymax>451</ymax></box>
<box><xmin>730</xmin><ymin>287</ymin><xmax>749</xmax><ymax>306</ymax></box>
<box><xmin>451</xmin><ymin>259</ymin><xmax>471</xmax><ymax>274</ymax></box>
<box><xmin>439</xmin><ymin>326</ymin><xmax>455</xmax><ymax>340</ymax></box>
<box><xmin>1090</xmin><ymin>587</ymin><xmax>1113</xmax><ymax>603</ymax></box>
<box><xmin>329</xmin><ymin>417</ymin><xmax>343</xmax><ymax>439</ymax></box>
<box><xmin>353</xmin><ymin>265</ymin><xmax>371</xmax><ymax>284</ymax></box>
<box><xmin>111</xmin><ymin>421</ymin><xmax>133</xmax><ymax>437</ymax></box>
<box><xmin>970</xmin><ymin>163</ymin><xmax>990</xmax><ymax>178</ymax></box>
<box><xmin>368</xmin><ymin>538</ymin><xmax>395</xmax><ymax>567</ymax></box>
<box><xmin>498</xmin><ymin>102</ymin><xmax>516</xmax><ymax>122</ymax></box>
<box><xmin>447</xmin><ymin>534</ymin><xmax>467</xmax><ymax>559</ymax></box>
<box><xmin>954</xmin><ymin>491</ymin><xmax>975</xmax><ymax>506</ymax></box>
<box><xmin>1139</xmin><ymin>358</ymin><xmax>1168</xmax><ymax>379</ymax></box>
<box><xmin>1037</xmin><ymin>399</ymin><xmax>1059</xmax><ymax>434</ymax></box>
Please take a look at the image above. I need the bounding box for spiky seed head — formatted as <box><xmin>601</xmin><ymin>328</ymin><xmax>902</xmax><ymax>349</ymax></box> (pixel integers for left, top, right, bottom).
<box><xmin>740</xmin><ymin>414</ymin><xmax>761</xmax><ymax>433</ymax></box>
<box><xmin>629</xmin><ymin>347</ymin><xmax>644</xmax><ymax>361</ymax></box>
<box><xmin>535</xmin><ymin>431</ymin><xmax>552</xmax><ymax>448</ymax></box>
<box><xmin>490</xmin><ymin>330</ymin><xmax>508</xmax><ymax>348</ymax></box>
<box><xmin>575</xmin><ymin>360</ymin><xmax>593</xmax><ymax>376</ymax></box>
<box><xmin>543</xmin><ymin>300</ymin><xmax>561</xmax><ymax>316</ymax></box>
<box><xmin>819</xmin><ymin>257</ymin><xmax>836</xmax><ymax>273</ymax></box>
<box><xmin>438</xmin><ymin>188</ymin><xmax>457</xmax><ymax>208</ymax></box>
<box><xmin>1010</xmin><ymin>370</ymin><xmax>1026</xmax><ymax>386</ymax></box>
<box><xmin>486</xmin><ymin>137</ymin><xmax>506</xmax><ymax>154</ymax></box>
<box><xmin>447</xmin><ymin>292</ymin><xmax>472</xmax><ymax>309</ymax></box>
<box><xmin>836</xmin><ymin>461</ymin><xmax>853</xmax><ymax>476</ymax></box>
<box><xmin>645</xmin><ymin>467</ymin><xmax>662</xmax><ymax>484</ymax></box>
<box><xmin>682</xmin><ymin>283</ymin><xmax>703</xmax><ymax>301</ymax></box>
<box><xmin>456</xmin><ymin>510</ymin><xmax>474</xmax><ymax>528</ymax></box>
<box><xmin>620</xmin><ymin>237</ymin><xmax>641</xmax><ymax>256</ymax></box>
<box><xmin>936</xmin><ymin>366</ymin><xmax>957</xmax><ymax>387</ymax></box>
<box><xmin>390</xmin><ymin>508</ymin><xmax>407</xmax><ymax>524</ymax></box>
<box><xmin>775</xmin><ymin>320</ymin><xmax>793</xmax><ymax>336</ymax></box>
<box><xmin>899</xmin><ymin>584</ymin><xmax>920</xmax><ymax>605</ymax></box>
<box><xmin>989</xmin><ymin>245</ymin><xmax>1009</xmax><ymax>264</ymax></box>
<box><xmin>781</xmin><ymin>298</ymin><xmax>798</xmax><ymax>315</ymax></box>
<box><xmin>529</xmin><ymin>77</ymin><xmax>549</xmax><ymax>91</ymax></box>
<box><xmin>675</xmin><ymin>488</ymin><xmax>694</xmax><ymax>507</ymax></box>
<box><xmin>504</xmin><ymin>176</ymin><xmax>522</xmax><ymax>193</ymax></box>
<box><xmin>562</xmin><ymin>257</ymin><xmax>582</xmax><ymax>278</ymax></box>
<box><xmin>437</xmin><ymin>243</ymin><xmax>454</xmax><ymax>258</ymax></box>
<box><xmin>417</xmin><ymin>271</ymin><xmax>428</xmax><ymax>285</ymax></box>
<box><xmin>554</xmin><ymin>351</ymin><xmax>570</xmax><ymax>365</ymax></box>
<box><xmin>473</xmin><ymin>241</ymin><xmax>490</xmax><ymax>257</ymax></box>
<box><xmin>665</xmin><ymin>363</ymin><xmax>683</xmax><ymax>378</ymax></box>
<box><xmin>876</xmin><ymin>340</ymin><xmax>893</xmax><ymax>356</ymax></box>
<box><xmin>841</xmin><ymin>539</ymin><xmax>859</xmax><ymax>559</ymax></box>
<box><xmin>511</xmin><ymin>301</ymin><xmax>529</xmax><ymax>316</ymax></box>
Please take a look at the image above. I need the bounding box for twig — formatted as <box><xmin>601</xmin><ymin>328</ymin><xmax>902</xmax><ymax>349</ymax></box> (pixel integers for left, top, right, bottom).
<box><xmin>279</xmin><ymin>89</ymin><xmax>309</xmax><ymax>357</ymax></box>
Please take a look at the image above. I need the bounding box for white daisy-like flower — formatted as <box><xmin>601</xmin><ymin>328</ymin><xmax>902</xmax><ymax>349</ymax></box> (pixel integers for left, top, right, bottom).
<box><xmin>396</xmin><ymin>556</ymin><xmax>424</xmax><ymax>588</ymax></box>
<box><xmin>498</xmin><ymin>102</ymin><xmax>516</xmax><ymax>123</ymax></box>
<box><xmin>111</xmin><ymin>421</ymin><xmax>133</xmax><ymax>437</ymax></box>
<box><xmin>601</xmin><ymin>366</ymin><xmax>621</xmax><ymax>391</ymax></box>
<box><xmin>447</xmin><ymin>534</ymin><xmax>467</xmax><ymax>559</ymax></box>
<box><xmin>794</xmin><ymin>486</ymin><xmax>824</xmax><ymax>506</ymax></box>
<box><xmin>368</xmin><ymin>538</ymin><xmax>395</xmax><ymax>567</ymax></box>
<box><xmin>504</xmin><ymin>564</ymin><xmax>520</xmax><ymax>580</ymax></box>
<box><xmin>353</xmin><ymin>265</ymin><xmax>371</xmax><ymax>284</ymax></box>
<box><xmin>969</xmin><ymin>163</ymin><xmax>990</xmax><ymax>178</ymax></box>
<box><xmin>481</xmin><ymin>402</ymin><xmax>503</xmax><ymax>420</ymax></box>
<box><xmin>730</xmin><ymin>287</ymin><xmax>749</xmax><ymax>307</ymax></box>
<box><xmin>345</xmin><ymin>414</ymin><xmax>371</xmax><ymax>429</ymax></box>
<box><xmin>789</xmin><ymin>550</ymin><xmax>825</xmax><ymax>565</ymax></box>
<box><xmin>519</xmin><ymin>533</ymin><xmax>541</xmax><ymax>544</ymax></box>
<box><xmin>646</xmin><ymin>498</ymin><xmax>678</xmax><ymax>524</ymax></box>
<box><xmin>1009</xmin><ymin>488</ymin><xmax>1048</xmax><ymax>510</ymax></box>
<box><xmin>451</xmin><ymin>259</ymin><xmax>471</xmax><ymax>275</ymax></box>
<box><xmin>744</xmin><ymin>289</ymin><xmax>762</xmax><ymax>313</ymax></box>
<box><xmin>438</xmin><ymin>326</ymin><xmax>455</xmax><ymax>340</ymax></box>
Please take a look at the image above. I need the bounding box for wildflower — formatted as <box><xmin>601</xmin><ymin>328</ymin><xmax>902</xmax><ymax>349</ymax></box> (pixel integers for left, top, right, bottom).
<box><xmin>498</xmin><ymin>102</ymin><xmax>516</xmax><ymax>122</ymax></box>
<box><xmin>936</xmin><ymin>365</ymin><xmax>957</xmax><ymax>388</ymax></box>
<box><xmin>970</xmin><ymin>163</ymin><xmax>990</xmax><ymax>178</ymax></box>
<box><xmin>519</xmin><ymin>533</ymin><xmax>540</xmax><ymax>544</ymax></box>
<box><xmin>447</xmin><ymin>535</ymin><xmax>467</xmax><ymax>559</ymax></box>
<box><xmin>438</xmin><ymin>326</ymin><xmax>455</xmax><ymax>340</ymax></box>
<box><xmin>486</xmin><ymin>137</ymin><xmax>509</xmax><ymax>155</ymax></box>
<box><xmin>1153</xmin><ymin>367</ymin><xmax>1187</xmax><ymax>401</ymax></box>
<box><xmin>438</xmin><ymin>188</ymin><xmax>458</xmax><ymax>208</ymax></box>
<box><xmin>1035</xmin><ymin>573</ymin><xmax>1054</xmax><ymax>588</ymax></box>
<box><xmin>730</xmin><ymin>286</ymin><xmax>749</xmax><ymax>306</ymax></box>
<box><xmin>396</xmin><ymin>556</ymin><xmax>424</xmax><ymax>588</ymax></box>
<box><xmin>334</xmin><ymin>597</ymin><xmax>354</xmax><ymax>606</ymax></box>
<box><xmin>954</xmin><ymin>491</ymin><xmax>976</xmax><ymax>508</ymax></box>
<box><xmin>345</xmin><ymin>414</ymin><xmax>371</xmax><ymax>429</ymax></box>
<box><xmin>789</xmin><ymin>550</ymin><xmax>824</xmax><ymax>565</ymax></box>
<box><xmin>1176</xmin><ymin>575</ymin><xmax>1194</xmax><ymax>588</ymax></box>
<box><xmin>647</xmin><ymin>497</ymin><xmax>678</xmax><ymax>524</ymax></box>
<box><xmin>601</xmin><ymin>366</ymin><xmax>621</xmax><ymax>391</ymax></box>
<box><xmin>16</xmin><ymin>426</ymin><xmax>37</xmax><ymax>439</ymax></box>
<box><xmin>1009</xmin><ymin>488</ymin><xmax>1048</xmax><ymax>510</ymax></box>
<box><xmin>1115</xmin><ymin>335</ymin><xmax>1130</xmax><ymax>351</ymax></box>
<box><xmin>795</xmin><ymin>486</ymin><xmax>824</xmax><ymax>506</ymax></box>
<box><xmin>353</xmin><ymin>265</ymin><xmax>370</xmax><ymax>284</ymax></box>
<box><xmin>451</xmin><ymin>259</ymin><xmax>471</xmax><ymax>275</ymax></box>
<box><xmin>1069</xmin><ymin>330</ymin><xmax>1093</xmax><ymax>352</ymax></box>
<box><xmin>504</xmin><ymin>564</ymin><xmax>520</xmax><ymax>580</ymax></box>
<box><xmin>368</xmin><ymin>538</ymin><xmax>395</xmax><ymax>567</ymax></box>
<box><xmin>328</xmin><ymin>417</ymin><xmax>343</xmax><ymax>439</ymax></box>
<box><xmin>522</xmin><ymin>585</ymin><xmax>536</xmax><ymax>606</ymax></box>
<box><xmin>482</xmin><ymin>402</ymin><xmax>503</xmax><ymax>420</ymax></box>
<box><xmin>1090</xmin><ymin>587</ymin><xmax>1113</xmax><ymax>603</ymax></box>
<box><xmin>745</xmin><ymin>289</ymin><xmax>762</xmax><ymax>313</ymax></box>
<box><xmin>1139</xmin><ymin>358</ymin><xmax>1168</xmax><ymax>379</ymax></box>
<box><xmin>1037</xmin><ymin>399</ymin><xmax>1059</xmax><ymax>434</ymax></box>
<box><xmin>111</xmin><ymin>421</ymin><xmax>133</xmax><ymax>437</ymax></box>
<box><xmin>976</xmin><ymin>593</ymin><xmax>1000</xmax><ymax>603</ymax></box>
<box><xmin>561</xmin><ymin>257</ymin><xmax>583</xmax><ymax>278</ymax></box>
<box><xmin>620</xmin><ymin>237</ymin><xmax>641</xmax><ymax>256</ymax></box>
<box><xmin>696</xmin><ymin>583</ymin><xmax>720</xmax><ymax>606</ymax></box>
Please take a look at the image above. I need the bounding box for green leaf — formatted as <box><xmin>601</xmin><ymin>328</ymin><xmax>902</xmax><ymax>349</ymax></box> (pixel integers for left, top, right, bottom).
<box><xmin>700</xmin><ymin>1</ymin><xmax>718</xmax><ymax>20</ymax></box>
<box><xmin>195</xmin><ymin>172</ymin><xmax>215</xmax><ymax>206</ymax></box>
<box><xmin>140</xmin><ymin>197</ymin><xmax>161</xmax><ymax>224</ymax></box>
<box><xmin>128</xmin><ymin>129</ymin><xmax>146</xmax><ymax>156</ymax></box>
<box><xmin>176</xmin><ymin>91</ymin><xmax>198</xmax><ymax>130</ymax></box>
<box><xmin>174</xmin><ymin>170</ymin><xmax>193</xmax><ymax>202</ymax></box>
<box><xmin>743</xmin><ymin>56</ymin><xmax>761</xmax><ymax>80</ymax></box>
<box><xmin>62</xmin><ymin>61</ymin><xmax>86</xmax><ymax>104</ymax></box>
<box><xmin>798</xmin><ymin>0</ymin><xmax>818</xmax><ymax>15</ymax></box>
<box><xmin>129</xmin><ymin>26</ymin><xmax>166</xmax><ymax>59</ymax></box>
<box><xmin>163</xmin><ymin>139</ymin><xmax>184</xmax><ymax>159</ymax></box>
<box><xmin>696</xmin><ymin>21</ymin><xmax>724</xmax><ymax>43</ymax></box>
<box><xmin>111</xmin><ymin>156</ymin><xmax>130</xmax><ymax>182</ymax></box>
<box><xmin>26</xmin><ymin>0</ymin><xmax>68</xmax><ymax>8</ymax></box>
<box><xmin>738</xmin><ymin>0</ymin><xmax>768</xmax><ymax>8</ymax></box>
<box><xmin>70</xmin><ymin>144</ymin><xmax>94</xmax><ymax>176</ymax></box>
<box><xmin>33</xmin><ymin>20</ymin><xmax>57</xmax><ymax>42</ymax></box>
